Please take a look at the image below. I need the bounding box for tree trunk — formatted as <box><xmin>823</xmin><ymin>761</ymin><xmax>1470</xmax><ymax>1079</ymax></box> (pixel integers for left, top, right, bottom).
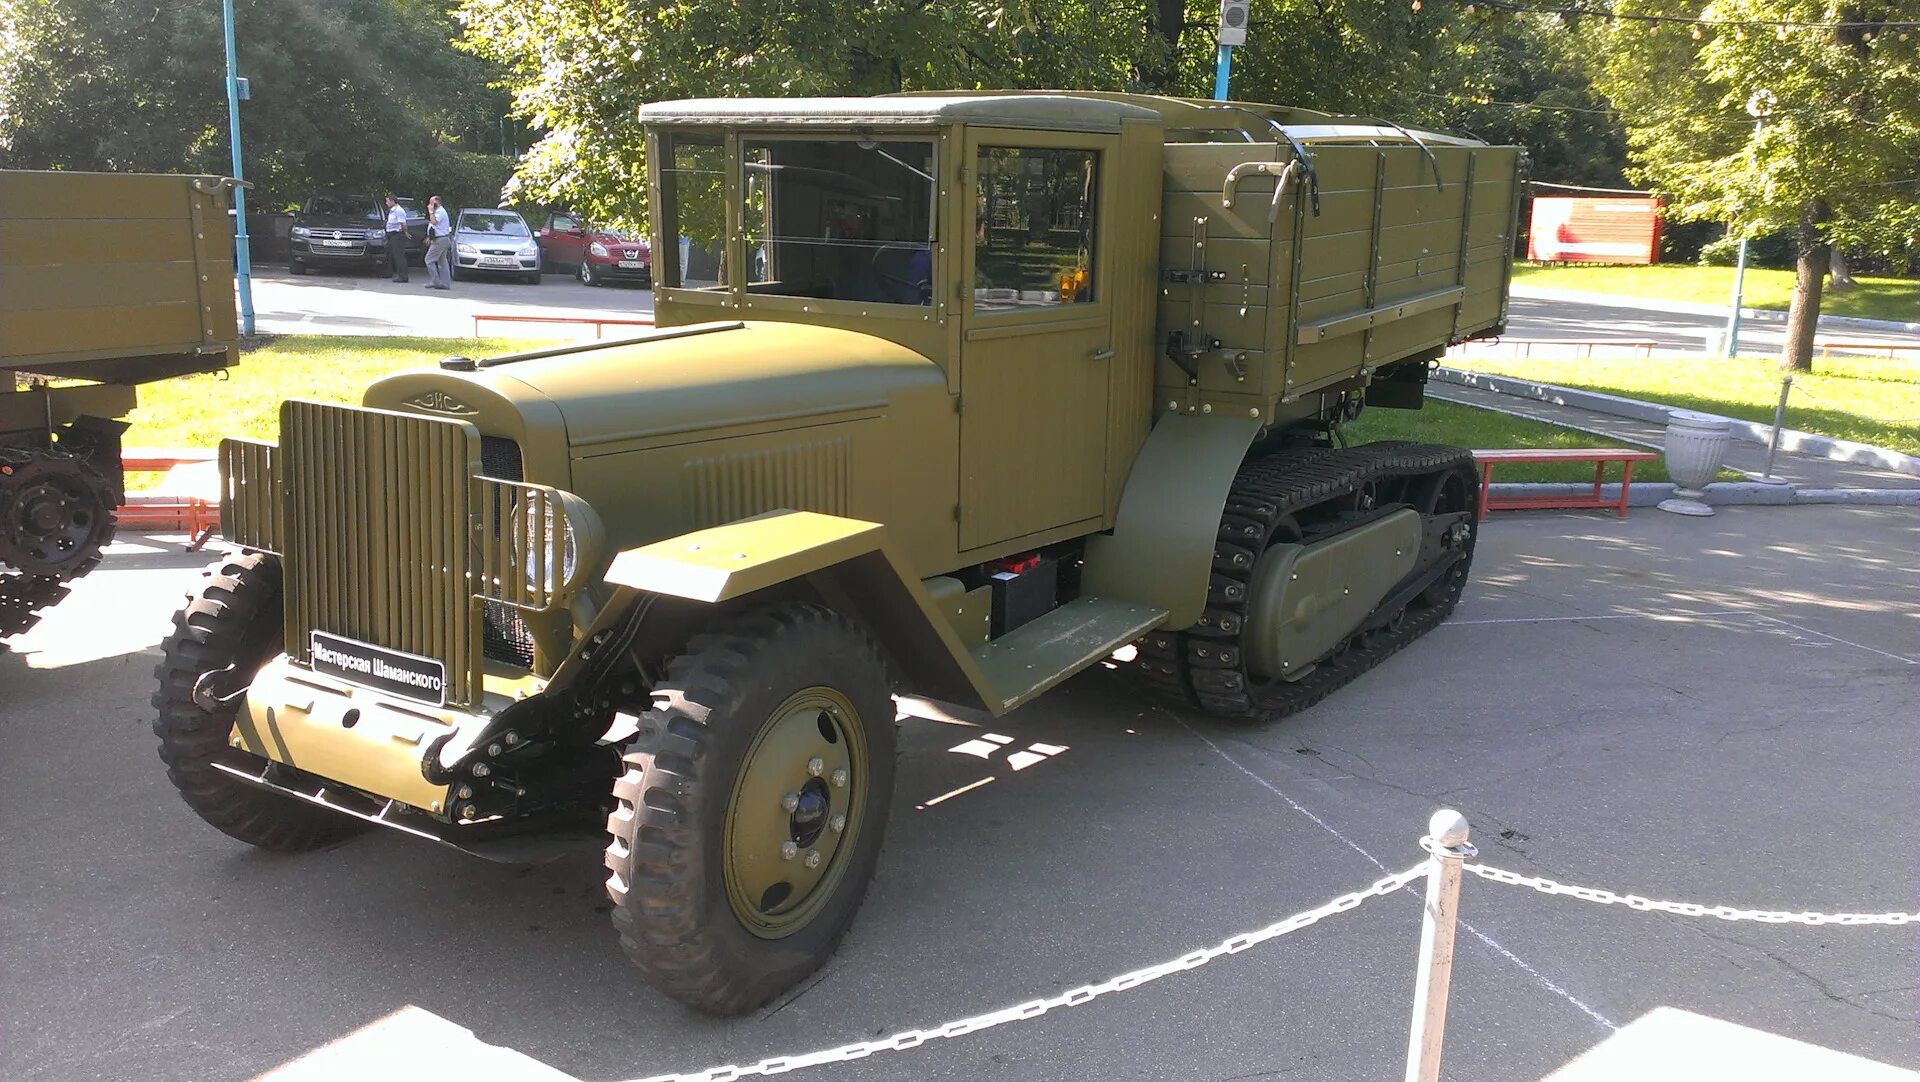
<box><xmin>1828</xmin><ymin>245</ymin><xmax>1856</xmax><ymax>291</ymax></box>
<box><xmin>1782</xmin><ymin>202</ymin><xmax>1830</xmax><ymax>373</ymax></box>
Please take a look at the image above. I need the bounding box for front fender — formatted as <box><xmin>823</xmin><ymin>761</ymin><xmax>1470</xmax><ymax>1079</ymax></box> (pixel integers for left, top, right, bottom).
<box><xmin>602</xmin><ymin>510</ymin><xmax>992</xmax><ymax>711</ymax></box>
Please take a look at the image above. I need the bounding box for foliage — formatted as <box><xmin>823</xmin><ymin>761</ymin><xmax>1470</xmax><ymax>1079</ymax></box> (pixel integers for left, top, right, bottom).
<box><xmin>0</xmin><ymin>0</ymin><xmax>515</xmax><ymax>210</ymax></box>
<box><xmin>455</xmin><ymin>0</ymin><xmax>1622</xmax><ymax>228</ymax></box>
<box><xmin>1582</xmin><ymin>1</ymin><xmax>1920</xmax><ymax>261</ymax></box>
<box><xmin>1697</xmin><ymin>231</ymin><xmax>1798</xmax><ymax>268</ymax></box>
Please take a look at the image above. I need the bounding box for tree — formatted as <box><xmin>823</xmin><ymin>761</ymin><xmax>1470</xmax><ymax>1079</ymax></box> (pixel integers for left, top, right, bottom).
<box><xmin>457</xmin><ymin>0</ymin><xmax>1560</xmax><ymax>227</ymax></box>
<box><xmin>1583</xmin><ymin>1</ymin><xmax>1920</xmax><ymax>370</ymax></box>
<box><xmin>0</xmin><ymin>0</ymin><xmax>516</xmax><ymax>211</ymax></box>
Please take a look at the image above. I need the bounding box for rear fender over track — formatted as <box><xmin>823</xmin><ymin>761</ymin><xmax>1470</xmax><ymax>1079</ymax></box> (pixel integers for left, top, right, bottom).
<box><xmin>600</xmin><ymin>511</ymin><xmax>996</xmax><ymax>712</ymax></box>
<box><xmin>1080</xmin><ymin>413</ymin><xmax>1263</xmax><ymax>630</ymax></box>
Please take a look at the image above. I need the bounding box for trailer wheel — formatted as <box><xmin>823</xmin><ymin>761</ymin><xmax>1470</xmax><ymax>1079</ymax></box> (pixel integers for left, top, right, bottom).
<box><xmin>605</xmin><ymin>602</ymin><xmax>897</xmax><ymax>1014</ymax></box>
<box><xmin>151</xmin><ymin>552</ymin><xmax>365</xmax><ymax>851</ymax></box>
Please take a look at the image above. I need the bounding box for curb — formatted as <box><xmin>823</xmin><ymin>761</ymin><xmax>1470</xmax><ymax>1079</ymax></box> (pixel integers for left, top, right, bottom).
<box><xmin>1435</xmin><ymin>367</ymin><xmax>1920</xmax><ymax>478</ymax></box>
<box><xmin>1485</xmin><ymin>482</ymin><xmax>1920</xmax><ymax>509</ymax></box>
<box><xmin>1509</xmin><ymin>285</ymin><xmax>1920</xmax><ymax>336</ymax></box>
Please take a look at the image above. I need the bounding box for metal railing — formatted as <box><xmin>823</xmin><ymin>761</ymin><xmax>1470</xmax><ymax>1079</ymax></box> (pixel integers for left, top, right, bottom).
<box><xmin>472</xmin><ymin>313</ymin><xmax>656</xmax><ymax>338</ymax></box>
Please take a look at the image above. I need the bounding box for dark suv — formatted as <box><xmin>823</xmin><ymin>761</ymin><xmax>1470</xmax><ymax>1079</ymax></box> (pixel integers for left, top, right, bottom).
<box><xmin>288</xmin><ymin>194</ymin><xmax>426</xmax><ymax>275</ymax></box>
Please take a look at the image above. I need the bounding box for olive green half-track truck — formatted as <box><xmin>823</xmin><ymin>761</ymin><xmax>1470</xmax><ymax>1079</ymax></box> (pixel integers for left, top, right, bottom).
<box><xmin>2</xmin><ymin>170</ymin><xmax>241</xmax><ymax>642</ymax></box>
<box><xmin>154</xmin><ymin>94</ymin><xmax>1525</xmax><ymax>1013</ymax></box>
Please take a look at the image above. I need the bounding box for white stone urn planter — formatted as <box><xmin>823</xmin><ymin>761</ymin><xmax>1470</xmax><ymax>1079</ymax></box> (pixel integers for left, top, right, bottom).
<box><xmin>1659</xmin><ymin>409</ymin><xmax>1732</xmax><ymax>517</ymax></box>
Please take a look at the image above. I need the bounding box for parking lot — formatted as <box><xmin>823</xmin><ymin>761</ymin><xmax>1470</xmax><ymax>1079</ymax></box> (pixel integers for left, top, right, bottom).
<box><xmin>2</xmin><ymin>504</ymin><xmax>1916</xmax><ymax>1081</ymax></box>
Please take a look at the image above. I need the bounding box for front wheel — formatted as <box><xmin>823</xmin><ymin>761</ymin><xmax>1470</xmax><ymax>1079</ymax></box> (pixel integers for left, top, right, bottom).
<box><xmin>288</xmin><ymin>258</ymin><xmax>306</xmax><ymax>276</ymax></box>
<box><xmin>578</xmin><ymin>261</ymin><xmax>599</xmax><ymax>287</ymax></box>
<box><xmin>604</xmin><ymin>602</ymin><xmax>897</xmax><ymax>1014</ymax></box>
<box><xmin>151</xmin><ymin>552</ymin><xmax>366</xmax><ymax>851</ymax></box>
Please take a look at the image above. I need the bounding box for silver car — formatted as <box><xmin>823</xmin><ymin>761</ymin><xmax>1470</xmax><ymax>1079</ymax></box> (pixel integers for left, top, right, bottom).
<box><xmin>452</xmin><ymin>208</ymin><xmax>543</xmax><ymax>284</ymax></box>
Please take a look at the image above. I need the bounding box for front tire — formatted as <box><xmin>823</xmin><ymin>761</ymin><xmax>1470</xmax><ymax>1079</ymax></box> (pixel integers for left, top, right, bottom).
<box><xmin>579</xmin><ymin>261</ymin><xmax>599</xmax><ymax>287</ymax></box>
<box><xmin>151</xmin><ymin>552</ymin><xmax>366</xmax><ymax>851</ymax></box>
<box><xmin>604</xmin><ymin>602</ymin><xmax>897</xmax><ymax>1014</ymax></box>
<box><xmin>288</xmin><ymin>258</ymin><xmax>306</xmax><ymax>276</ymax></box>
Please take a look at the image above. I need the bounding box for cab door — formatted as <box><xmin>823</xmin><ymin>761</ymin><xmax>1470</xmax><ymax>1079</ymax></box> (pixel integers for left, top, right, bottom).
<box><xmin>957</xmin><ymin>129</ymin><xmax>1117</xmax><ymax>552</ymax></box>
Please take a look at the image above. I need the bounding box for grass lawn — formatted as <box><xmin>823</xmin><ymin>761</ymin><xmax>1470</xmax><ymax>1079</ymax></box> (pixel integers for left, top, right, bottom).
<box><xmin>1451</xmin><ymin>353</ymin><xmax>1920</xmax><ymax>456</ymax></box>
<box><xmin>125</xmin><ymin>335</ymin><xmax>544</xmax><ymax>451</ymax></box>
<box><xmin>1512</xmin><ymin>262</ymin><xmax>1920</xmax><ymax>324</ymax></box>
<box><xmin>124</xmin><ymin>334</ymin><xmax>1678</xmax><ymax>487</ymax></box>
<box><xmin>1348</xmin><ymin>399</ymin><xmax>1679</xmax><ymax>483</ymax></box>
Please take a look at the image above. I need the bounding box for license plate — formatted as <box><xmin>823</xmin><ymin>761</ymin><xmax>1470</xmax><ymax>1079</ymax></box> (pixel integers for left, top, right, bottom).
<box><xmin>481</xmin><ymin>256</ymin><xmax>515</xmax><ymax>267</ymax></box>
<box><xmin>617</xmin><ymin>260</ymin><xmax>643</xmax><ymax>269</ymax></box>
<box><xmin>317</xmin><ymin>239</ymin><xmax>353</xmax><ymax>248</ymax></box>
<box><xmin>309</xmin><ymin>631</ymin><xmax>447</xmax><ymax>706</ymax></box>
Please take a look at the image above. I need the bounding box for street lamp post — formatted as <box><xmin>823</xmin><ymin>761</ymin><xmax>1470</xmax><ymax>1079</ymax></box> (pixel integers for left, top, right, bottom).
<box><xmin>1722</xmin><ymin>89</ymin><xmax>1775</xmax><ymax>359</ymax></box>
<box><xmin>222</xmin><ymin>0</ymin><xmax>255</xmax><ymax>336</ymax></box>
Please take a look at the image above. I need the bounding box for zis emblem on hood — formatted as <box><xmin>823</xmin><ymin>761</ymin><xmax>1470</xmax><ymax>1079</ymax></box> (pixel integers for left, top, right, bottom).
<box><xmin>406</xmin><ymin>390</ymin><xmax>477</xmax><ymax>415</ymax></box>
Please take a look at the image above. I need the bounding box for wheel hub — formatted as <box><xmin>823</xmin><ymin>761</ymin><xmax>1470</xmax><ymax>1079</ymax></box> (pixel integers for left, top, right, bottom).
<box><xmin>0</xmin><ymin>456</ymin><xmax>114</xmax><ymax>579</ymax></box>
<box><xmin>723</xmin><ymin>689</ymin><xmax>866</xmax><ymax>938</ymax></box>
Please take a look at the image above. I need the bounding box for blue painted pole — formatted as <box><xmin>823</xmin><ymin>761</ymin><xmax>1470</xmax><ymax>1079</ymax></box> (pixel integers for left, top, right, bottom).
<box><xmin>1213</xmin><ymin>43</ymin><xmax>1233</xmax><ymax>101</ymax></box>
<box><xmin>222</xmin><ymin>0</ymin><xmax>255</xmax><ymax>336</ymax></box>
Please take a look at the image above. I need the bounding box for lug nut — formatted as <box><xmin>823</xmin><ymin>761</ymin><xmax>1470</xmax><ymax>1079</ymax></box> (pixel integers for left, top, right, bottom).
<box><xmin>780</xmin><ymin>841</ymin><xmax>799</xmax><ymax>861</ymax></box>
<box><xmin>487</xmin><ymin>743</ymin><xmax>503</xmax><ymax>757</ymax></box>
<box><xmin>830</xmin><ymin>814</ymin><xmax>846</xmax><ymax>834</ymax></box>
<box><xmin>804</xmin><ymin>850</ymin><xmax>822</xmax><ymax>869</ymax></box>
<box><xmin>806</xmin><ymin>757</ymin><xmax>824</xmax><ymax>777</ymax></box>
<box><xmin>504</xmin><ymin>732</ymin><xmax>520</xmax><ymax>746</ymax></box>
<box><xmin>456</xmin><ymin>785</ymin><xmax>474</xmax><ymax>800</ymax></box>
<box><xmin>460</xmin><ymin>804</ymin><xmax>477</xmax><ymax>819</ymax></box>
<box><xmin>471</xmin><ymin>763</ymin><xmax>491</xmax><ymax>777</ymax></box>
<box><xmin>830</xmin><ymin>768</ymin><xmax>848</xmax><ymax>788</ymax></box>
<box><xmin>782</xmin><ymin>792</ymin><xmax>800</xmax><ymax>812</ymax></box>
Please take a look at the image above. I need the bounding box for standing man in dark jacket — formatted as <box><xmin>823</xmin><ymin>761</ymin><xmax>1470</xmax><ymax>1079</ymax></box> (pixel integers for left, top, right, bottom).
<box><xmin>383</xmin><ymin>195</ymin><xmax>410</xmax><ymax>282</ymax></box>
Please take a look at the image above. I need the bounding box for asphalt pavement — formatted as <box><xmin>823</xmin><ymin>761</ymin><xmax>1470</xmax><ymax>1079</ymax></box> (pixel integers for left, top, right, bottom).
<box><xmin>3</xmin><ymin>505</ymin><xmax>1916</xmax><ymax>1081</ymax></box>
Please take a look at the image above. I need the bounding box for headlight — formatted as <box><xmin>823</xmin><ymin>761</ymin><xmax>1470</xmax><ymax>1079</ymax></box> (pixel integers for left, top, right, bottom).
<box><xmin>291</xmin><ymin>226</ymin><xmax>310</xmax><ymax>238</ymax></box>
<box><xmin>456</xmin><ymin>243</ymin><xmax>477</xmax><ymax>256</ymax></box>
<box><xmin>366</xmin><ymin>227</ymin><xmax>385</xmax><ymax>241</ymax></box>
<box><xmin>588</xmin><ymin>241</ymin><xmax>609</xmax><ymax>258</ymax></box>
<box><xmin>517</xmin><ymin>244</ymin><xmax>539</xmax><ymax>258</ymax></box>
<box><xmin>508</xmin><ymin>490</ymin><xmax>603</xmax><ymax>601</ymax></box>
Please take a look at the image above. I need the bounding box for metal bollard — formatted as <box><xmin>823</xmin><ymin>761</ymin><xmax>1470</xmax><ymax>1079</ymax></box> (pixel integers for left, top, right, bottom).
<box><xmin>1755</xmin><ymin>374</ymin><xmax>1793</xmax><ymax>485</ymax></box>
<box><xmin>1404</xmin><ymin>809</ymin><xmax>1475</xmax><ymax>1082</ymax></box>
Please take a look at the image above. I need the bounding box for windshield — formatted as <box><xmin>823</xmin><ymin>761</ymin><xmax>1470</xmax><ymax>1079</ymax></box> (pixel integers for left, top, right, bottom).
<box><xmin>459</xmin><ymin>212</ymin><xmax>530</xmax><ymax>236</ymax></box>
<box><xmin>658</xmin><ymin>133</ymin><xmax>936</xmax><ymax>306</ymax></box>
<box><xmin>305</xmin><ymin>195</ymin><xmax>376</xmax><ymax>220</ymax></box>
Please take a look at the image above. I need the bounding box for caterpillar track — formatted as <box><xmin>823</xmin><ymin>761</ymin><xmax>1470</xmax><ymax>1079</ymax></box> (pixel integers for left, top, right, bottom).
<box><xmin>1137</xmin><ymin>440</ymin><xmax>1478</xmax><ymax>723</ymax></box>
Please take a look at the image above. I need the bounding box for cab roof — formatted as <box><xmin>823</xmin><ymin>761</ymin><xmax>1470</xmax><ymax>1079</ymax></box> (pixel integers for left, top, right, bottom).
<box><xmin>638</xmin><ymin>94</ymin><xmax>1162</xmax><ymax>133</ymax></box>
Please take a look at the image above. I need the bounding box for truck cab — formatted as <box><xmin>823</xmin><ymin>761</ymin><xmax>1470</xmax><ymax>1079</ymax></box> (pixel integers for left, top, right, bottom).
<box><xmin>643</xmin><ymin>95</ymin><xmax>1165</xmax><ymax>561</ymax></box>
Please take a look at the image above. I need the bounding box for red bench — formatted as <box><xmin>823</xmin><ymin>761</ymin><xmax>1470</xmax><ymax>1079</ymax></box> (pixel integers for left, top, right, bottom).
<box><xmin>1473</xmin><ymin>448</ymin><xmax>1659</xmax><ymax>521</ymax></box>
<box><xmin>118</xmin><ymin>449</ymin><xmax>219</xmax><ymax>550</ymax></box>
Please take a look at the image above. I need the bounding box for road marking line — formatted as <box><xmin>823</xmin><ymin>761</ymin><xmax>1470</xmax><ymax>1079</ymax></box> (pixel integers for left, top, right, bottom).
<box><xmin>1170</xmin><ymin>712</ymin><xmax>1620</xmax><ymax>1032</ymax></box>
<box><xmin>1748</xmin><ymin>614</ymin><xmax>1919</xmax><ymax>666</ymax></box>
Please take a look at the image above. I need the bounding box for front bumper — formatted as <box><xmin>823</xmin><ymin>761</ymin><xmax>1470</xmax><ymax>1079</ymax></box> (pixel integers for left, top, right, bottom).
<box><xmin>588</xmin><ymin>259</ymin><xmax>652</xmax><ymax>283</ymax></box>
<box><xmin>457</xmin><ymin>253</ymin><xmax>541</xmax><ymax>274</ymax></box>
<box><xmin>292</xmin><ymin>238</ymin><xmax>383</xmax><ymax>262</ymax></box>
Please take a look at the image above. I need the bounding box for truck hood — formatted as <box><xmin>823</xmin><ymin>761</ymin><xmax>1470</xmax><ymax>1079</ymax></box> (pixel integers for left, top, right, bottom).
<box><xmin>363</xmin><ymin>321</ymin><xmax>947</xmax><ymax>473</ymax></box>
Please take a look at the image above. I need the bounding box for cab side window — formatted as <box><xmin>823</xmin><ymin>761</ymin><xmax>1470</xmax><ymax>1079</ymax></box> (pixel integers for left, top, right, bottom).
<box><xmin>550</xmin><ymin>215</ymin><xmax>578</xmax><ymax>232</ymax></box>
<box><xmin>974</xmin><ymin>147</ymin><xmax>1097</xmax><ymax>310</ymax></box>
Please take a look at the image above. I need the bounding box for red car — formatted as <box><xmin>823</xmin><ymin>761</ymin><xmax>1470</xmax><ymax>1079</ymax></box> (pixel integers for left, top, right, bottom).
<box><xmin>535</xmin><ymin>213</ymin><xmax>652</xmax><ymax>287</ymax></box>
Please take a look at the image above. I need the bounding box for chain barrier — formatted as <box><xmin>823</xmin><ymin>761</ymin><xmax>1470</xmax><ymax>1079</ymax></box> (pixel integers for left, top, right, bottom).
<box><xmin>1465</xmin><ymin>862</ymin><xmax>1920</xmax><ymax>926</ymax></box>
<box><xmin>623</xmin><ymin>863</ymin><xmax>1428</xmax><ymax>1082</ymax></box>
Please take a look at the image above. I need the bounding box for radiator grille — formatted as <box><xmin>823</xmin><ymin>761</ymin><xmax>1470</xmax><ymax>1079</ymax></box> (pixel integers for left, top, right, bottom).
<box><xmin>477</xmin><ymin>436</ymin><xmax>533</xmax><ymax>667</ymax></box>
<box><xmin>278</xmin><ymin>400</ymin><xmax>483</xmax><ymax>707</ymax></box>
<box><xmin>219</xmin><ymin>438</ymin><xmax>282</xmax><ymax>552</ymax></box>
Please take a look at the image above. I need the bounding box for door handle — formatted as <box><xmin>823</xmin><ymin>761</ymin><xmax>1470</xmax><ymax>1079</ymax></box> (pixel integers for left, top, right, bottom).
<box><xmin>1089</xmin><ymin>347</ymin><xmax>1115</xmax><ymax>361</ymax></box>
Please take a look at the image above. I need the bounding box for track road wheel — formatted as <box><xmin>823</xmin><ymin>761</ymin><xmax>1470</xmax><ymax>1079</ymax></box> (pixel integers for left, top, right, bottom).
<box><xmin>151</xmin><ymin>552</ymin><xmax>366</xmax><ymax>851</ymax></box>
<box><xmin>1414</xmin><ymin>464</ymin><xmax>1477</xmax><ymax>612</ymax></box>
<box><xmin>605</xmin><ymin>602</ymin><xmax>897</xmax><ymax>1014</ymax></box>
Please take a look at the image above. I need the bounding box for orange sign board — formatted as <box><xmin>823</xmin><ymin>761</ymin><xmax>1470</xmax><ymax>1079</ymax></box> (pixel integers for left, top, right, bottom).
<box><xmin>1527</xmin><ymin>197</ymin><xmax>1662</xmax><ymax>264</ymax></box>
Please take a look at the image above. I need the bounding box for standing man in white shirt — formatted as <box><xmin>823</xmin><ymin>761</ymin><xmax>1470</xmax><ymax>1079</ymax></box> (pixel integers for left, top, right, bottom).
<box><xmin>383</xmin><ymin>195</ymin><xmax>410</xmax><ymax>282</ymax></box>
<box><xmin>424</xmin><ymin>195</ymin><xmax>453</xmax><ymax>290</ymax></box>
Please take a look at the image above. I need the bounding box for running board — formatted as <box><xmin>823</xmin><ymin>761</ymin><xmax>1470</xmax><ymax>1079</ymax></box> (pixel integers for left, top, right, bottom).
<box><xmin>970</xmin><ymin>596</ymin><xmax>1167</xmax><ymax>713</ymax></box>
<box><xmin>211</xmin><ymin>760</ymin><xmax>604</xmax><ymax>864</ymax></box>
